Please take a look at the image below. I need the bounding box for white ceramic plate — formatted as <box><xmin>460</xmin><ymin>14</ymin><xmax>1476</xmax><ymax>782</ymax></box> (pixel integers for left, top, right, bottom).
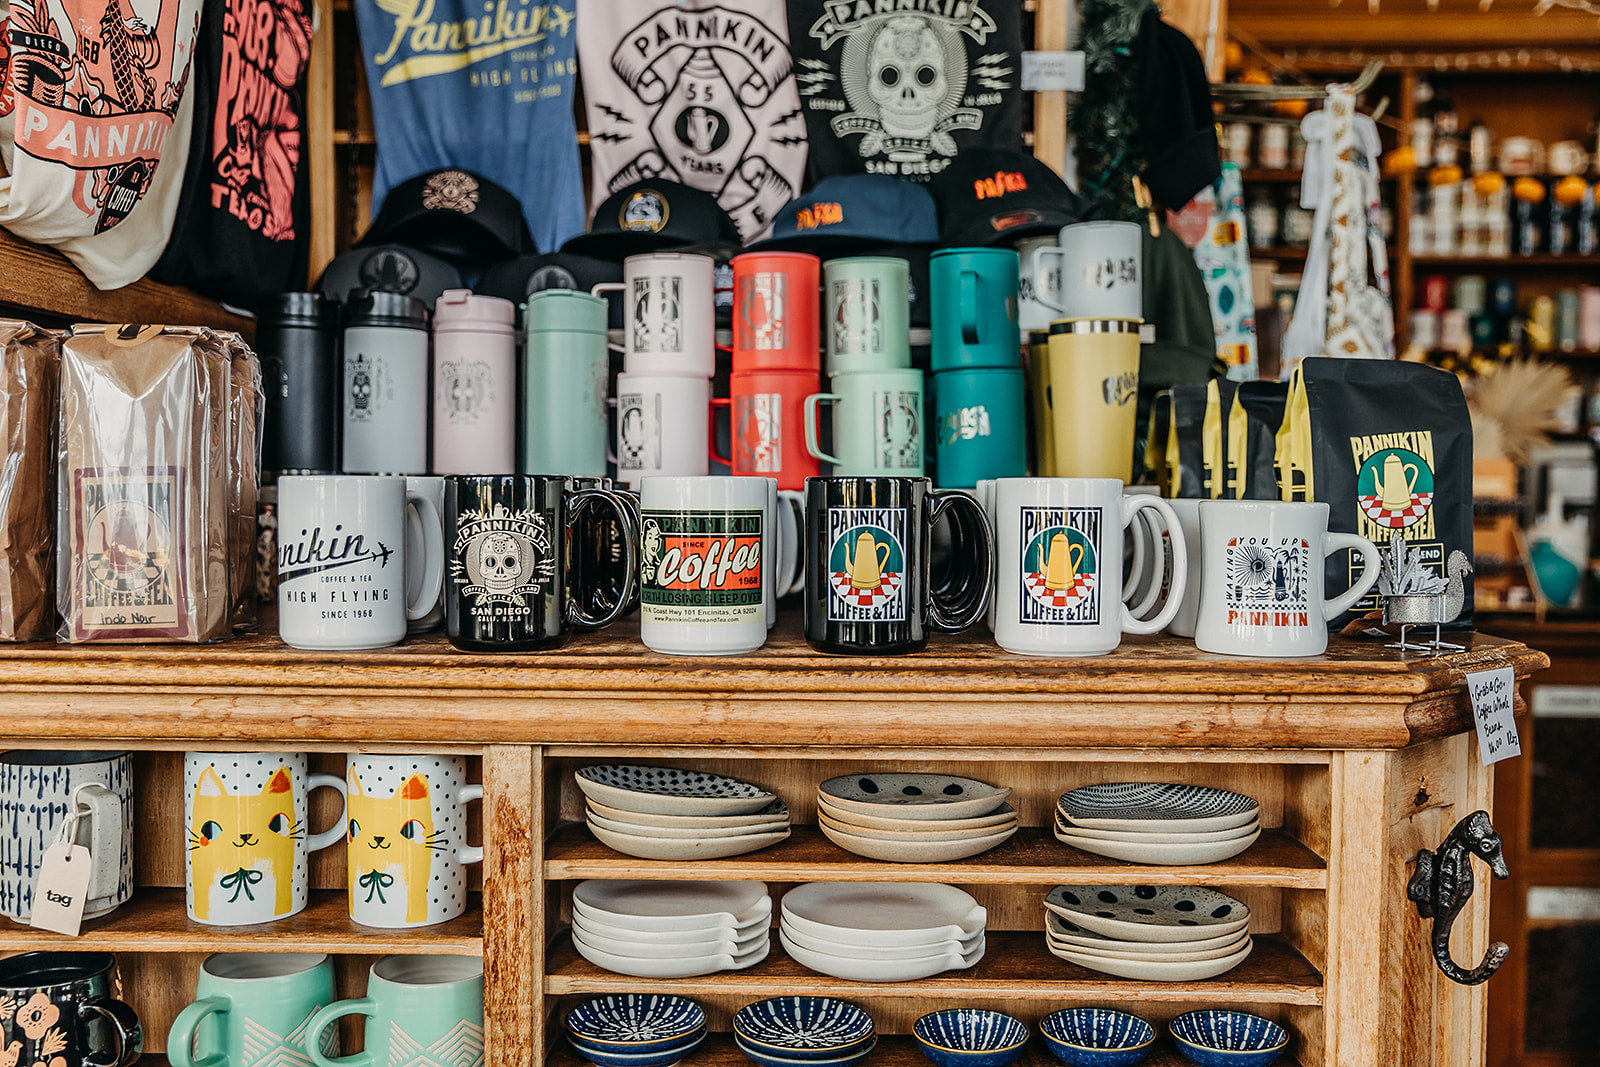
<box><xmin>1046</xmin><ymin>936</ymin><xmax>1253</xmax><ymax>980</ymax></box>
<box><xmin>570</xmin><ymin>918</ymin><xmax>764</xmax><ymax>960</ymax></box>
<box><xmin>573</xmin><ymin>929</ymin><xmax>770</xmax><ymax>978</ymax></box>
<box><xmin>1054</xmin><ymin>827</ymin><xmax>1261</xmax><ymax>865</ymax></box>
<box><xmin>1051</xmin><ymin>817</ymin><xmax>1259</xmax><ymax>844</ymax></box>
<box><xmin>587</xmin><ymin>796</ymin><xmax>789</xmax><ymax>829</ymax></box>
<box><xmin>1056</xmin><ymin>783</ymin><xmax>1259</xmax><ymax>832</ymax></box>
<box><xmin>817</xmin><ymin>809</ymin><xmax>1017</xmax><ymax>843</ymax></box>
<box><xmin>589</xmin><ymin>823</ymin><xmax>790</xmax><ymax>860</ymax></box>
<box><xmin>817</xmin><ymin>798</ymin><xmax>1016</xmax><ymax>833</ymax></box>
<box><xmin>1045</xmin><ymin>929</ymin><xmax>1250</xmax><ymax>963</ymax></box>
<box><xmin>1045</xmin><ymin>911</ymin><xmax>1248</xmax><ymax>954</ymax></box>
<box><xmin>818</xmin><ymin>773</ymin><xmax>1011</xmax><ymax>821</ymax></box>
<box><xmin>780</xmin><ymin>920</ymin><xmax>983</xmax><ymax>961</ymax></box>
<box><xmin>576</xmin><ymin>765</ymin><xmax>777</xmax><ymax>816</ymax></box>
<box><xmin>588</xmin><ymin>809</ymin><xmax>790</xmax><ymax>840</ymax></box>
<box><xmin>571</xmin><ymin>907</ymin><xmax>769</xmax><ymax>945</ymax></box>
<box><xmin>779</xmin><ymin>929</ymin><xmax>983</xmax><ymax>982</ymax></box>
<box><xmin>574</xmin><ymin>880</ymin><xmax>771</xmax><ymax>930</ymax></box>
<box><xmin>821</xmin><ymin>821</ymin><xmax>1016</xmax><ymax>862</ymax></box>
<box><xmin>780</xmin><ymin>883</ymin><xmax>985</xmax><ymax>945</ymax></box>
<box><xmin>1043</xmin><ymin>885</ymin><xmax>1250</xmax><ymax>942</ymax></box>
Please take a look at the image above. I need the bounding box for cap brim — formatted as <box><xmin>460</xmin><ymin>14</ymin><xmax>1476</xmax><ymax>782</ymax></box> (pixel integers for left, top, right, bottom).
<box><xmin>557</xmin><ymin>229</ymin><xmax>704</xmax><ymax>261</ymax></box>
<box><xmin>943</xmin><ymin>207</ymin><xmax>1082</xmax><ymax>249</ymax></box>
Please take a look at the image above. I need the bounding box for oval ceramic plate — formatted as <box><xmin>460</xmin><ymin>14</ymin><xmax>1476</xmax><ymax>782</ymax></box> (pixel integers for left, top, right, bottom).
<box><xmin>1056</xmin><ymin>783</ymin><xmax>1259</xmax><ymax>832</ymax></box>
<box><xmin>577</xmin><ymin>765</ymin><xmax>776</xmax><ymax>816</ymax></box>
<box><xmin>781</xmin><ymin>882</ymin><xmax>985</xmax><ymax>945</ymax></box>
<box><xmin>818</xmin><ymin>809</ymin><xmax>1017</xmax><ymax>843</ymax></box>
<box><xmin>1051</xmin><ymin>816</ymin><xmax>1259</xmax><ymax>844</ymax></box>
<box><xmin>1046</xmin><ymin>929</ymin><xmax>1251</xmax><ymax>963</ymax></box>
<box><xmin>1046</xmin><ymin>935</ymin><xmax>1252</xmax><ymax>981</ymax></box>
<box><xmin>779</xmin><ymin>929</ymin><xmax>983</xmax><ymax>982</ymax></box>
<box><xmin>574</xmin><ymin>880</ymin><xmax>771</xmax><ymax>929</ymax></box>
<box><xmin>570</xmin><ymin>919</ymin><xmax>764</xmax><ymax>961</ymax></box>
<box><xmin>588</xmin><ymin>809</ymin><xmax>790</xmax><ymax>841</ymax></box>
<box><xmin>1054</xmin><ymin>826</ymin><xmax>1261</xmax><ymax>865</ymax></box>
<box><xmin>571</xmin><ymin>907</ymin><xmax>768</xmax><ymax>945</ymax></box>
<box><xmin>588</xmin><ymin>823</ymin><xmax>790</xmax><ymax>861</ymax></box>
<box><xmin>781</xmin><ymin>922</ymin><xmax>981</xmax><ymax>962</ymax></box>
<box><xmin>1043</xmin><ymin>884</ymin><xmax>1250</xmax><ymax>942</ymax></box>
<box><xmin>818</xmin><ymin>773</ymin><xmax>1011</xmax><ymax>821</ymax></box>
<box><xmin>818</xmin><ymin>798</ymin><xmax>1017</xmax><ymax>833</ymax></box>
<box><xmin>732</xmin><ymin>996</ymin><xmax>875</xmax><ymax>1052</ymax></box>
<box><xmin>821</xmin><ymin>821</ymin><xmax>1016</xmax><ymax>863</ymax></box>
<box><xmin>586</xmin><ymin>796</ymin><xmax>789</xmax><ymax>829</ymax></box>
<box><xmin>567</xmin><ymin>1031</ymin><xmax>707</xmax><ymax>1066</ymax></box>
<box><xmin>572</xmin><ymin>929</ymin><xmax>769</xmax><ymax>978</ymax></box>
<box><xmin>563</xmin><ymin>995</ymin><xmax>707</xmax><ymax>1046</ymax></box>
<box><xmin>1045</xmin><ymin>911</ymin><xmax>1248</xmax><ymax>954</ymax></box>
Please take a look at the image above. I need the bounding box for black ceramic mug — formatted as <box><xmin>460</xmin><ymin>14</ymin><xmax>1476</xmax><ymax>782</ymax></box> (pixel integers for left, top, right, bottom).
<box><xmin>0</xmin><ymin>952</ymin><xmax>142</xmax><ymax>1067</ymax></box>
<box><xmin>443</xmin><ymin>475</ymin><xmax>638</xmax><ymax>651</ymax></box>
<box><xmin>804</xmin><ymin>476</ymin><xmax>993</xmax><ymax>654</ymax></box>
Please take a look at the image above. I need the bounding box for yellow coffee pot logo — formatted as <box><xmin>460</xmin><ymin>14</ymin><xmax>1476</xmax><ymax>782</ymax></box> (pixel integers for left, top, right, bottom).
<box><xmin>846</xmin><ymin>530</ymin><xmax>892</xmax><ymax>591</ymax></box>
<box><xmin>1378</xmin><ymin>452</ymin><xmax>1419</xmax><ymax>511</ymax></box>
<box><xmin>1043</xmin><ymin>532</ymin><xmax>1086</xmax><ymax>591</ymax></box>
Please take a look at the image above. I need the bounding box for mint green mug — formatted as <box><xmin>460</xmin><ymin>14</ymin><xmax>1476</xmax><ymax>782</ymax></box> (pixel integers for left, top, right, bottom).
<box><xmin>804</xmin><ymin>368</ymin><xmax>925</xmax><ymax>477</ymax></box>
<box><xmin>169</xmin><ymin>953</ymin><xmax>337</xmax><ymax>1067</ymax></box>
<box><xmin>824</xmin><ymin>257</ymin><xmax>911</xmax><ymax>376</ymax></box>
<box><xmin>303</xmin><ymin>956</ymin><xmax>483</xmax><ymax>1067</ymax></box>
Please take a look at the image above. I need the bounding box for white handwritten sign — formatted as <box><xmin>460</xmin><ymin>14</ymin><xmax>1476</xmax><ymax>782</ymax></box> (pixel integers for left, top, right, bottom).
<box><xmin>1021</xmin><ymin>51</ymin><xmax>1086</xmax><ymax>92</ymax></box>
<box><xmin>1467</xmin><ymin>666</ymin><xmax>1522</xmax><ymax>765</ymax></box>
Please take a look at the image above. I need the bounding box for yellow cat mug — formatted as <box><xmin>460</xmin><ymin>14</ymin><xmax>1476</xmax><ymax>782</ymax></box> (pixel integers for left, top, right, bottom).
<box><xmin>346</xmin><ymin>755</ymin><xmax>483</xmax><ymax>929</ymax></box>
<box><xmin>185</xmin><ymin>753</ymin><xmax>349</xmax><ymax>926</ymax></box>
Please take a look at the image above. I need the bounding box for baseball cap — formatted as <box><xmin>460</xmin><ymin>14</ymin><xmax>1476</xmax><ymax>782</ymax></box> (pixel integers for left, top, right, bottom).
<box><xmin>315</xmin><ymin>243</ymin><xmax>464</xmax><ymax>307</ymax></box>
<box><xmin>928</xmin><ymin>149</ymin><xmax>1086</xmax><ymax>247</ymax></box>
<box><xmin>751</xmin><ymin>175</ymin><xmax>940</xmax><ymax>251</ymax></box>
<box><xmin>476</xmin><ymin>253</ymin><xmax>625</xmax><ymax>328</ymax></box>
<box><xmin>359</xmin><ymin>168</ymin><xmax>533</xmax><ymax>266</ymax></box>
<box><xmin>561</xmin><ymin>180</ymin><xmax>741</xmax><ymax>260</ymax></box>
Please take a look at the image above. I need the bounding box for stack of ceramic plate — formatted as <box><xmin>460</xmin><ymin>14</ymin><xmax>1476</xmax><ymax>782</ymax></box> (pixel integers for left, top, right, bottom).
<box><xmin>571</xmin><ymin>879</ymin><xmax>771</xmax><ymax>978</ymax></box>
<box><xmin>1043</xmin><ymin>884</ymin><xmax>1253</xmax><ymax>981</ymax></box>
<box><xmin>778</xmin><ymin>882</ymin><xmax>986</xmax><ymax>982</ymax></box>
<box><xmin>563</xmin><ymin>994</ymin><xmax>707</xmax><ymax>1067</ymax></box>
<box><xmin>1054</xmin><ymin>783</ymin><xmax>1261</xmax><ymax>864</ymax></box>
<box><xmin>815</xmin><ymin>772</ymin><xmax>1017</xmax><ymax>862</ymax></box>
<box><xmin>577</xmin><ymin>764</ymin><xmax>790</xmax><ymax>860</ymax></box>
<box><xmin>732</xmin><ymin>997</ymin><xmax>876</xmax><ymax>1067</ymax></box>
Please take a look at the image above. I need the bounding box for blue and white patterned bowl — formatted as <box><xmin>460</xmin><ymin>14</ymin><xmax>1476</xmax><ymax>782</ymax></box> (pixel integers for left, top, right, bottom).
<box><xmin>733</xmin><ymin>997</ymin><xmax>875</xmax><ymax>1058</ymax></box>
<box><xmin>1169</xmin><ymin>1011</ymin><xmax>1288</xmax><ymax>1067</ymax></box>
<box><xmin>565</xmin><ymin>995</ymin><xmax>708</xmax><ymax>1049</ymax></box>
<box><xmin>912</xmin><ymin>1010</ymin><xmax>1029</xmax><ymax>1067</ymax></box>
<box><xmin>567</xmin><ymin>1031</ymin><xmax>706</xmax><ymax>1067</ymax></box>
<box><xmin>1038</xmin><ymin>1008</ymin><xmax>1155</xmax><ymax>1066</ymax></box>
<box><xmin>734</xmin><ymin>1034</ymin><xmax>877</xmax><ymax>1067</ymax></box>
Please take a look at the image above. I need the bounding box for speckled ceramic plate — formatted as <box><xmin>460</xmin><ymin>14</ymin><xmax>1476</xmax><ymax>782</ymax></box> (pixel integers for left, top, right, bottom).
<box><xmin>588</xmin><ymin>808</ymin><xmax>789</xmax><ymax>840</ymax></box>
<box><xmin>1055</xmin><ymin>783</ymin><xmax>1259</xmax><ymax>832</ymax></box>
<box><xmin>1045</xmin><ymin>929</ymin><xmax>1250</xmax><ymax>963</ymax></box>
<box><xmin>586</xmin><ymin>796</ymin><xmax>789</xmax><ymax>829</ymax></box>
<box><xmin>820</xmin><ymin>820</ymin><xmax>1016</xmax><ymax>863</ymax></box>
<box><xmin>1043</xmin><ymin>884</ymin><xmax>1250</xmax><ymax>942</ymax></box>
<box><xmin>1051</xmin><ymin>814</ymin><xmax>1259</xmax><ymax>844</ymax></box>
<box><xmin>818</xmin><ymin>773</ymin><xmax>1011</xmax><ymax>821</ymax></box>
<box><xmin>1046</xmin><ymin>911</ymin><xmax>1249</xmax><ymax>954</ymax></box>
<box><xmin>818</xmin><ymin>809</ymin><xmax>1017</xmax><ymax>842</ymax></box>
<box><xmin>1054</xmin><ymin>825</ymin><xmax>1260</xmax><ymax>865</ymax></box>
<box><xmin>588</xmin><ymin>823</ymin><xmax>790</xmax><ymax>861</ymax></box>
<box><xmin>1046</xmin><ymin>936</ymin><xmax>1252</xmax><ymax>981</ymax></box>
<box><xmin>577</xmin><ymin>765</ymin><xmax>777</xmax><ymax>816</ymax></box>
<box><xmin>818</xmin><ymin>798</ymin><xmax>1016</xmax><ymax>833</ymax></box>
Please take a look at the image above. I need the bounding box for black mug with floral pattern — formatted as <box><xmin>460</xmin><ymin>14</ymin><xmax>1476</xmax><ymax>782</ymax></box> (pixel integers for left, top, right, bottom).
<box><xmin>0</xmin><ymin>952</ymin><xmax>142</xmax><ymax>1067</ymax></box>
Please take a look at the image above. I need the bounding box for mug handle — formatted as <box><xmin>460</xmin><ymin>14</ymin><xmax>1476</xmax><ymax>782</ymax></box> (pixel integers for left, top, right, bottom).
<box><xmin>589</xmin><ymin>283</ymin><xmax>626</xmax><ymax>354</ymax></box>
<box><xmin>960</xmin><ymin>270</ymin><xmax>981</xmax><ymax>344</ymax></box>
<box><xmin>305</xmin><ymin>773</ymin><xmax>350</xmax><ymax>853</ymax></box>
<box><xmin>1030</xmin><ymin>246</ymin><xmax>1068</xmax><ymax>313</ymax></box>
<box><xmin>457</xmin><ymin>784</ymin><xmax>484</xmax><ymax>866</ymax></box>
<box><xmin>78</xmin><ymin>996</ymin><xmax>143</xmax><ymax>1067</ymax></box>
<box><xmin>566</xmin><ymin>489</ymin><xmax>639</xmax><ymax>629</ymax></box>
<box><xmin>1122</xmin><ymin>514</ymin><xmax>1147</xmax><ymax>606</ymax></box>
<box><xmin>404</xmin><ymin>489</ymin><xmax>445</xmax><ymax>623</ymax></box>
<box><xmin>803</xmin><ymin>393</ymin><xmax>841</xmax><ymax>465</ymax></box>
<box><xmin>1324</xmin><ymin>532</ymin><xmax>1384</xmax><ymax>621</ymax></box>
<box><xmin>778</xmin><ymin>491</ymin><xmax>807</xmax><ymax>596</ymax></box>
<box><xmin>305</xmin><ymin>999</ymin><xmax>376</xmax><ymax>1067</ymax></box>
<box><xmin>708</xmin><ymin>397</ymin><xmax>733</xmax><ymax>467</ymax></box>
<box><xmin>166</xmin><ymin>996</ymin><xmax>229</xmax><ymax>1067</ymax></box>
<box><xmin>925</xmin><ymin>490</ymin><xmax>994</xmax><ymax>632</ymax></box>
<box><xmin>1127</xmin><ymin>510</ymin><xmax>1166</xmax><ymax>619</ymax></box>
<box><xmin>1119</xmin><ymin>496</ymin><xmax>1188</xmax><ymax>636</ymax></box>
<box><xmin>74</xmin><ymin>783</ymin><xmax>125</xmax><ymax>901</ymax></box>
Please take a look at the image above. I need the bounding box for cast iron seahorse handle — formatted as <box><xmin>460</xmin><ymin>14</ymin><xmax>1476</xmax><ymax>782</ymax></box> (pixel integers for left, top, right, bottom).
<box><xmin>1406</xmin><ymin>810</ymin><xmax>1511</xmax><ymax>986</ymax></box>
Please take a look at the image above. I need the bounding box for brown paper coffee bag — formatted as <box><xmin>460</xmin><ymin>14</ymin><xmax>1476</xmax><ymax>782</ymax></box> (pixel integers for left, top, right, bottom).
<box><xmin>0</xmin><ymin>320</ymin><xmax>61</xmax><ymax>641</ymax></box>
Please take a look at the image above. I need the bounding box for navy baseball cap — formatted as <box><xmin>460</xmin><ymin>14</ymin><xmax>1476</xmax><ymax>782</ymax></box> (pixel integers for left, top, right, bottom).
<box><xmin>751</xmin><ymin>174</ymin><xmax>939</xmax><ymax>251</ymax></box>
<box><xmin>929</xmin><ymin>149</ymin><xmax>1086</xmax><ymax>247</ymax></box>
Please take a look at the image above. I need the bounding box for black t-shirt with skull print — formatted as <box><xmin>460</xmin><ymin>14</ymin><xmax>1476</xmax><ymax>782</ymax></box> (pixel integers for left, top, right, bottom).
<box><xmin>787</xmin><ymin>0</ymin><xmax>1024</xmax><ymax>183</ymax></box>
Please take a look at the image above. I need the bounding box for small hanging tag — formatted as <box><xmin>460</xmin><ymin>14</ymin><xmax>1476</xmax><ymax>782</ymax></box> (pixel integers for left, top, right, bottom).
<box><xmin>1020</xmin><ymin>51</ymin><xmax>1085</xmax><ymax>92</ymax></box>
<box><xmin>1467</xmin><ymin>666</ymin><xmax>1522</xmax><ymax>765</ymax></box>
<box><xmin>29</xmin><ymin>842</ymin><xmax>92</xmax><ymax>936</ymax></box>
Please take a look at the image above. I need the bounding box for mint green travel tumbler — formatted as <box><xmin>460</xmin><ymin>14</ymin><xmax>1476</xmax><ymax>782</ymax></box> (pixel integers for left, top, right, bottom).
<box><xmin>522</xmin><ymin>289</ymin><xmax>610</xmax><ymax>477</ymax></box>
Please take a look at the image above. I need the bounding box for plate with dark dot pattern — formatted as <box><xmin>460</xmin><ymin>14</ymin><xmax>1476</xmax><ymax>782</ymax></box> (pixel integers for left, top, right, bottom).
<box><xmin>1043</xmin><ymin>884</ymin><xmax>1251</xmax><ymax>942</ymax></box>
<box><xmin>1055</xmin><ymin>783</ymin><xmax>1259</xmax><ymax>832</ymax></box>
<box><xmin>577</xmin><ymin>765</ymin><xmax>778</xmax><ymax>815</ymax></box>
<box><xmin>818</xmin><ymin>773</ymin><xmax>1011</xmax><ymax>822</ymax></box>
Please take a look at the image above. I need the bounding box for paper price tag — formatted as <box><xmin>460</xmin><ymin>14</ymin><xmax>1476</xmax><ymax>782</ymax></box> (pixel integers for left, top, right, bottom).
<box><xmin>29</xmin><ymin>842</ymin><xmax>92</xmax><ymax>936</ymax></box>
<box><xmin>1020</xmin><ymin>51</ymin><xmax>1086</xmax><ymax>92</ymax></box>
<box><xmin>1467</xmin><ymin>666</ymin><xmax>1522</xmax><ymax>765</ymax></box>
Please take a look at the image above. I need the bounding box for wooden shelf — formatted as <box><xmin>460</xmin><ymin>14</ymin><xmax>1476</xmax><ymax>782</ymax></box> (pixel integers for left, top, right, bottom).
<box><xmin>0</xmin><ymin>887</ymin><xmax>482</xmax><ymax>954</ymax></box>
<box><xmin>1251</xmin><ymin>246</ymin><xmax>1311</xmax><ymax>260</ymax></box>
<box><xmin>1241</xmin><ymin>169</ymin><xmax>1305</xmax><ymax>183</ymax></box>
<box><xmin>545</xmin><ymin>932</ymin><xmax>1324</xmax><ymax>1006</ymax></box>
<box><xmin>1410</xmin><ymin>254</ymin><xmax>1600</xmax><ymax>268</ymax></box>
<box><xmin>544</xmin><ymin>824</ymin><xmax>1328</xmax><ymax>890</ymax></box>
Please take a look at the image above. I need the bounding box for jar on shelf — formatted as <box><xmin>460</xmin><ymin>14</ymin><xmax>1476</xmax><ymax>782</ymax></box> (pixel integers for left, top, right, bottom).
<box><xmin>1223</xmin><ymin>122</ymin><xmax>1253</xmax><ymax>168</ymax></box>
<box><xmin>1281</xmin><ymin>202</ymin><xmax>1314</xmax><ymax>246</ymax></box>
<box><xmin>1248</xmin><ymin>191</ymin><xmax>1280</xmax><ymax>249</ymax></box>
<box><xmin>1258</xmin><ymin>123</ymin><xmax>1290</xmax><ymax>170</ymax></box>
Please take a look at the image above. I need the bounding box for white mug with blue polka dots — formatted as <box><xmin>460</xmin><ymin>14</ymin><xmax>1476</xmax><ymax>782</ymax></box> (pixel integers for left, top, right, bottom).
<box><xmin>346</xmin><ymin>755</ymin><xmax>483</xmax><ymax>929</ymax></box>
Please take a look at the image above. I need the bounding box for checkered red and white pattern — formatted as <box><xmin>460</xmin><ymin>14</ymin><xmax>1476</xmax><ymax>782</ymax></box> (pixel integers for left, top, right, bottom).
<box><xmin>1358</xmin><ymin>493</ymin><xmax>1434</xmax><ymax>529</ymax></box>
<box><xmin>1023</xmin><ymin>570</ymin><xmax>1096</xmax><ymax>609</ymax></box>
<box><xmin>830</xmin><ymin>571</ymin><xmax>904</xmax><ymax>608</ymax></box>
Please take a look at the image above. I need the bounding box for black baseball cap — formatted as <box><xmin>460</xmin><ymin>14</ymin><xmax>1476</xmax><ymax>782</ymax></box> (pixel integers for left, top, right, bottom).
<box><xmin>359</xmin><ymin>168</ymin><xmax>533</xmax><ymax>267</ymax></box>
<box><xmin>928</xmin><ymin>149</ymin><xmax>1086</xmax><ymax>248</ymax></box>
<box><xmin>751</xmin><ymin>174</ymin><xmax>940</xmax><ymax>252</ymax></box>
<box><xmin>476</xmin><ymin>253</ymin><xmax>625</xmax><ymax>328</ymax></box>
<box><xmin>561</xmin><ymin>180</ymin><xmax>741</xmax><ymax>261</ymax></box>
<box><xmin>315</xmin><ymin>243</ymin><xmax>464</xmax><ymax>307</ymax></box>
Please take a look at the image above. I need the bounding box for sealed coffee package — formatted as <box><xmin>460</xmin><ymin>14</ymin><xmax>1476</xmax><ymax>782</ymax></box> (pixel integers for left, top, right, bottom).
<box><xmin>58</xmin><ymin>325</ymin><xmax>236</xmax><ymax>643</ymax></box>
<box><xmin>219</xmin><ymin>332</ymin><xmax>264</xmax><ymax>631</ymax></box>
<box><xmin>1164</xmin><ymin>383</ymin><xmax>1229</xmax><ymax>498</ymax></box>
<box><xmin>0</xmin><ymin>322</ymin><xmax>62</xmax><ymax>641</ymax></box>
<box><xmin>1294</xmin><ymin>356</ymin><xmax>1474</xmax><ymax>630</ymax></box>
<box><xmin>1235</xmin><ymin>381</ymin><xmax>1287</xmax><ymax>500</ymax></box>
<box><xmin>1204</xmin><ymin>380</ymin><xmax>1240</xmax><ymax>498</ymax></box>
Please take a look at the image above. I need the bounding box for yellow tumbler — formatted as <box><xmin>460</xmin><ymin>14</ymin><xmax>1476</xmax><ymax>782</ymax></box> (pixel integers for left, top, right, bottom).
<box><xmin>1046</xmin><ymin>317</ymin><xmax>1142</xmax><ymax>481</ymax></box>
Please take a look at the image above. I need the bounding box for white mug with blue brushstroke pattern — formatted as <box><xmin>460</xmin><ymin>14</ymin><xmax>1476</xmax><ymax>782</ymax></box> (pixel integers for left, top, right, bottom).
<box><xmin>0</xmin><ymin>750</ymin><xmax>133</xmax><ymax>922</ymax></box>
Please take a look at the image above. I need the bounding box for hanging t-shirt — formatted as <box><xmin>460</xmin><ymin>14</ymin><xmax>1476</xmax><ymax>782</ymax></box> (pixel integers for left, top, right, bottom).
<box><xmin>786</xmin><ymin>0</ymin><xmax>1022</xmax><ymax>183</ymax></box>
<box><xmin>576</xmin><ymin>0</ymin><xmax>807</xmax><ymax>244</ymax></box>
<box><xmin>0</xmin><ymin>0</ymin><xmax>205</xmax><ymax>288</ymax></box>
<box><xmin>149</xmin><ymin>0</ymin><xmax>314</xmax><ymax>307</ymax></box>
<box><xmin>353</xmin><ymin>0</ymin><xmax>583</xmax><ymax>254</ymax></box>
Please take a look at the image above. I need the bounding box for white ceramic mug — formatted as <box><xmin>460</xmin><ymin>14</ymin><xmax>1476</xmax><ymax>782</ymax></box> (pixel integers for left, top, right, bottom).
<box><xmin>276</xmin><ymin>475</ymin><xmax>445</xmax><ymax>650</ymax></box>
<box><xmin>0</xmin><ymin>750</ymin><xmax>132</xmax><ymax>923</ymax></box>
<box><xmin>614</xmin><ymin>372</ymin><xmax>712</xmax><ymax>489</ymax></box>
<box><xmin>991</xmin><ymin>478</ymin><xmax>1187</xmax><ymax>656</ymax></box>
<box><xmin>1029</xmin><ymin>221</ymin><xmax>1143</xmax><ymax>320</ymax></box>
<box><xmin>184</xmin><ymin>752</ymin><xmax>347</xmax><ymax>926</ymax></box>
<box><xmin>593</xmin><ymin>253</ymin><xmax>716</xmax><ymax>377</ymax></box>
<box><xmin>763</xmin><ymin>478</ymin><xmax>806</xmax><ymax>629</ymax></box>
<box><xmin>1163</xmin><ymin>498</ymin><xmax>1204</xmax><ymax>638</ymax></box>
<box><xmin>1015</xmin><ymin>235</ymin><xmax>1062</xmax><ymax>335</ymax></box>
<box><xmin>346</xmin><ymin>755</ymin><xmax>482</xmax><ymax>929</ymax></box>
<box><xmin>1193</xmin><ymin>500</ymin><xmax>1382</xmax><ymax>657</ymax></box>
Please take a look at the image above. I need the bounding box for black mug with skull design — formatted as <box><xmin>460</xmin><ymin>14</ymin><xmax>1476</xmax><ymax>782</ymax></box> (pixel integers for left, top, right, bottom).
<box><xmin>443</xmin><ymin>476</ymin><xmax>639</xmax><ymax>651</ymax></box>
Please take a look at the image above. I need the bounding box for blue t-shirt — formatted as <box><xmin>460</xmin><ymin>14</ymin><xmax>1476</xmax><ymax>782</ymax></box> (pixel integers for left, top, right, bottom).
<box><xmin>354</xmin><ymin>0</ymin><xmax>584</xmax><ymax>254</ymax></box>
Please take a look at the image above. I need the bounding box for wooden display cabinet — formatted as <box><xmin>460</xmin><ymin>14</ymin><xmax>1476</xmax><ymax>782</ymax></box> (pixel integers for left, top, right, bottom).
<box><xmin>0</xmin><ymin>622</ymin><xmax>1546</xmax><ymax>1067</ymax></box>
